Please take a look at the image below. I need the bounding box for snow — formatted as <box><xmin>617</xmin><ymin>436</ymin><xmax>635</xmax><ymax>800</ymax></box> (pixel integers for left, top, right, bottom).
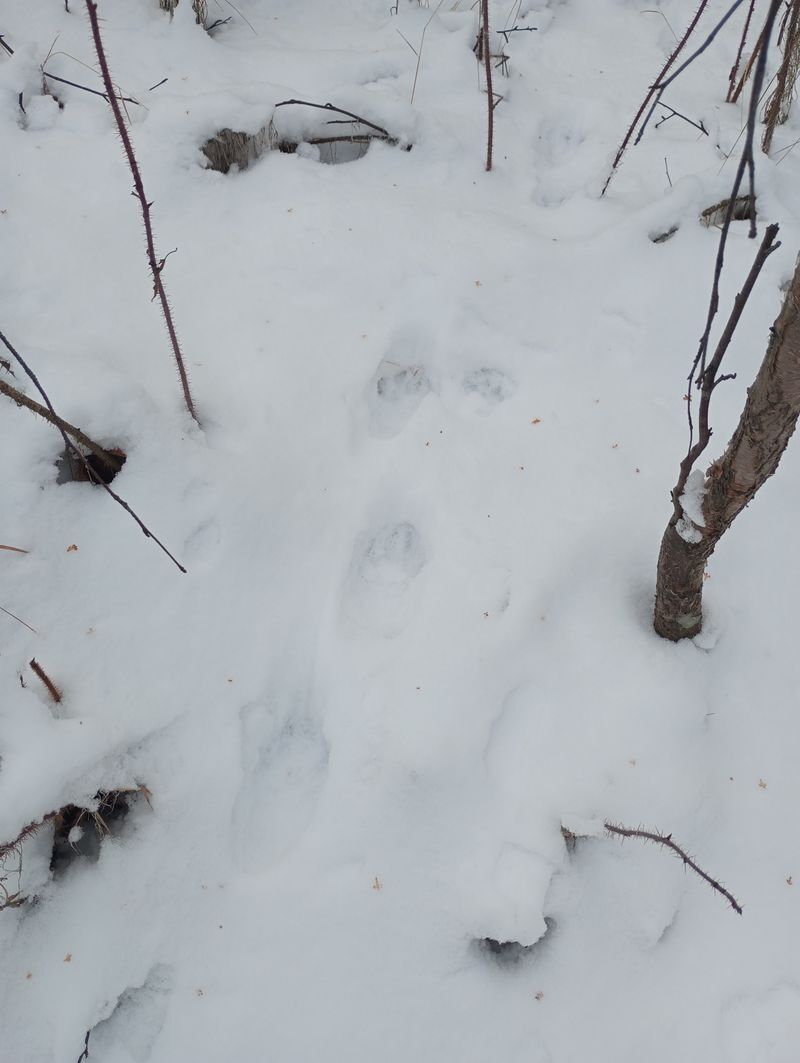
<box><xmin>681</xmin><ymin>468</ymin><xmax>708</xmax><ymax>527</ymax></box>
<box><xmin>1</xmin><ymin>1</ymin><xmax>800</xmax><ymax>1061</ymax></box>
<box><xmin>677</xmin><ymin>468</ymin><xmax>707</xmax><ymax>542</ymax></box>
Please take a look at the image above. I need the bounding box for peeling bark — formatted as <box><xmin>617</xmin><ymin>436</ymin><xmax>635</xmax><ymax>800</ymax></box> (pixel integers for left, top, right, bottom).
<box><xmin>654</xmin><ymin>251</ymin><xmax>800</xmax><ymax>639</ymax></box>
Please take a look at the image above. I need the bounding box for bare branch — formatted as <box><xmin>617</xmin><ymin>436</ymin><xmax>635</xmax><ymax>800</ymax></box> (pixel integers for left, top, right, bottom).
<box><xmin>671</xmin><ymin>223</ymin><xmax>781</xmax><ymax>517</ymax></box>
<box><xmin>480</xmin><ymin>0</ymin><xmax>495</xmax><ymax>171</ymax></box>
<box><xmin>274</xmin><ymin>99</ymin><xmax>393</xmax><ymax>140</ymax></box>
<box><xmin>0</xmin><ymin>329</ymin><xmax>187</xmax><ymax>573</ymax></box>
<box><xmin>76</xmin><ymin>1031</ymin><xmax>91</xmax><ymax>1063</ymax></box>
<box><xmin>605</xmin><ymin>821</ymin><xmax>743</xmax><ymax>914</ymax></box>
<box><xmin>84</xmin><ymin>1</ymin><xmax>198</xmax><ymax>424</ymax></box>
<box><xmin>602</xmin><ymin>0</ymin><xmax>711</xmax><ymax>194</ymax></box>
<box><xmin>0</xmin><ymin>376</ymin><xmax>122</xmax><ymax>473</ymax></box>
<box><xmin>727</xmin><ymin>0</ymin><xmax>757</xmax><ymax>101</ymax></box>
<box><xmin>672</xmin><ymin>0</ymin><xmax>784</xmax><ymax>515</ymax></box>
<box><xmin>42</xmin><ymin>70</ymin><xmax>139</xmax><ymax>105</ymax></box>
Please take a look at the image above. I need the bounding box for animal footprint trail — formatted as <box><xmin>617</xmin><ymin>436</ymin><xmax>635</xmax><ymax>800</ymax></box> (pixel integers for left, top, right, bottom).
<box><xmin>367</xmin><ymin>329</ymin><xmax>433</xmax><ymax>438</ymax></box>
<box><xmin>232</xmin><ymin>692</ymin><xmax>329</xmax><ymax>873</ymax></box>
<box><xmin>342</xmin><ymin>521</ymin><xmax>427</xmax><ymax>638</ymax></box>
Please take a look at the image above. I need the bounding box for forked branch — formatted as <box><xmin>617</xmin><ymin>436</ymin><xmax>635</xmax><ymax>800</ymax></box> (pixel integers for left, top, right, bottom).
<box><xmin>605</xmin><ymin>822</ymin><xmax>743</xmax><ymax>914</ymax></box>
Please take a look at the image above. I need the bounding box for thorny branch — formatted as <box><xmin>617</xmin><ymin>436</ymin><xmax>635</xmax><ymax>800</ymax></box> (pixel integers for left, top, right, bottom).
<box><xmin>727</xmin><ymin>0</ymin><xmax>757</xmax><ymax>101</ymax></box>
<box><xmin>602</xmin><ymin>0</ymin><xmax>710</xmax><ymax>194</ymax></box>
<box><xmin>0</xmin><ymin>375</ymin><xmax>122</xmax><ymax>473</ymax></box>
<box><xmin>85</xmin><ymin>0</ymin><xmax>198</xmax><ymax>424</ymax></box>
<box><xmin>635</xmin><ymin>0</ymin><xmax>750</xmax><ymax>147</ymax></box>
<box><xmin>29</xmin><ymin>658</ymin><xmax>62</xmax><ymax>704</ymax></box>
<box><xmin>480</xmin><ymin>0</ymin><xmax>495</xmax><ymax>171</ymax></box>
<box><xmin>605</xmin><ymin>822</ymin><xmax>743</xmax><ymax>914</ymax></box>
<box><xmin>0</xmin><ymin>329</ymin><xmax>187</xmax><ymax>573</ymax></box>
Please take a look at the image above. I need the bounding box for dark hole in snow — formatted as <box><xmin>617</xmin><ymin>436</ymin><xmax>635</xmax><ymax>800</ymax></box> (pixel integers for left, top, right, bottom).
<box><xmin>56</xmin><ymin>447</ymin><xmax>126</xmax><ymax>486</ymax></box>
<box><xmin>202</xmin><ymin>108</ymin><xmax>409</xmax><ymax>173</ymax></box>
<box><xmin>50</xmin><ymin>789</ymin><xmax>144</xmax><ymax>875</ymax></box>
<box><xmin>650</xmin><ymin>225</ymin><xmax>678</xmax><ymax>244</ymax></box>
<box><xmin>477</xmin><ymin>918</ymin><xmax>557</xmax><ymax>966</ymax></box>
<box><xmin>700</xmin><ymin>195</ymin><xmax>755</xmax><ymax>228</ymax></box>
<box><xmin>201</xmin><ymin>125</ymin><xmax>274</xmax><ymax>174</ymax></box>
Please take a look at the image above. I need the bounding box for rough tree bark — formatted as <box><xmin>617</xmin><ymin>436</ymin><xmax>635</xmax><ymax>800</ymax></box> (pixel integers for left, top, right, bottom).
<box><xmin>654</xmin><ymin>251</ymin><xmax>800</xmax><ymax>640</ymax></box>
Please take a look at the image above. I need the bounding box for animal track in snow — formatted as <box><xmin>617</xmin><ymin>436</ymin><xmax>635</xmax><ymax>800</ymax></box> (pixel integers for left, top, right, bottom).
<box><xmin>367</xmin><ymin>330</ymin><xmax>432</xmax><ymax>437</ymax></box>
<box><xmin>461</xmin><ymin>368</ymin><xmax>516</xmax><ymax>413</ymax></box>
<box><xmin>721</xmin><ymin>983</ymin><xmax>800</xmax><ymax>1063</ymax></box>
<box><xmin>89</xmin><ymin>965</ymin><xmax>172</xmax><ymax>1062</ymax></box>
<box><xmin>232</xmin><ymin>693</ymin><xmax>329</xmax><ymax>872</ymax></box>
<box><xmin>342</xmin><ymin>521</ymin><xmax>427</xmax><ymax>637</ymax></box>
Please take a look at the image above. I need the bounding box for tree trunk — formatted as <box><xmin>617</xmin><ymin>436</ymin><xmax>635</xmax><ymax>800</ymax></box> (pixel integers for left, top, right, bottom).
<box><xmin>654</xmin><ymin>251</ymin><xmax>800</xmax><ymax>639</ymax></box>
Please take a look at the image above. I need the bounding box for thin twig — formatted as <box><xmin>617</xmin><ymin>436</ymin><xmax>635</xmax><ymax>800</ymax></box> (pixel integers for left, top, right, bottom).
<box><xmin>0</xmin><ymin>604</ymin><xmax>37</xmax><ymax>634</ymax></box>
<box><xmin>731</xmin><ymin>16</ymin><xmax>768</xmax><ymax>103</ymax></box>
<box><xmin>481</xmin><ymin>0</ymin><xmax>494</xmax><ymax>171</ymax></box>
<box><xmin>30</xmin><ymin>658</ymin><xmax>62</xmax><ymax>704</ymax></box>
<box><xmin>0</xmin><ymin>35</ymin><xmax>14</xmax><ymax>56</ymax></box>
<box><xmin>635</xmin><ymin>0</ymin><xmax>749</xmax><ymax>148</ymax></box>
<box><xmin>673</xmin><ymin>0</ymin><xmax>784</xmax><ymax>516</ymax></box>
<box><xmin>76</xmin><ymin>1031</ymin><xmax>91</xmax><ymax>1063</ymax></box>
<box><xmin>654</xmin><ymin>102</ymin><xmax>708</xmax><ymax>135</ymax></box>
<box><xmin>498</xmin><ymin>27</ymin><xmax>537</xmax><ymax>42</ymax></box>
<box><xmin>0</xmin><ymin>329</ymin><xmax>187</xmax><ymax>573</ymax></box>
<box><xmin>42</xmin><ymin>69</ymin><xmax>139</xmax><ymax>105</ymax></box>
<box><xmin>274</xmin><ymin>99</ymin><xmax>394</xmax><ymax>140</ymax></box>
<box><xmin>408</xmin><ymin>0</ymin><xmax>444</xmax><ymax>105</ymax></box>
<box><xmin>0</xmin><ymin>545</ymin><xmax>28</xmax><ymax>554</ymax></box>
<box><xmin>216</xmin><ymin>0</ymin><xmax>256</xmax><ymax>35</ymax></box>
<box><xmin>727</xmin><ymin>0</ymin><xmax>757</xmax><ymax>101</ymax></box>
<box><xmin>672</xmin><ymin>224</ymin><xmax>780</xmax><ymax>514</ymax></box>
<box><xmin>605</xmin><ymin>821</ymin><xmax>743</xmax><ymax>914</ymax></box>
<box><xmin>85</xmin><ymin>1</ymin><xmax>198</xmax><ymax>424</ymax></box>
<box><xmin>602</xmin><ymin>0</ymin><xmax>710</xmax><ymax>194</ymax></box>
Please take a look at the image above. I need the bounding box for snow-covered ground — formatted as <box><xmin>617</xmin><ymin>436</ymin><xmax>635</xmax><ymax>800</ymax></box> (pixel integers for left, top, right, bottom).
<box><xmin>1</xmin><ymin>1</ymin><xmax>799</xmax><ymax>1060</ymax></box>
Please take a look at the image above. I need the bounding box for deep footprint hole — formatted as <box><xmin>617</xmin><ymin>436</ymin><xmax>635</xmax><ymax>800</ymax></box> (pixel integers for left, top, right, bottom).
<box><xmin>56</xmin><ymin>446</ymin><xmax>126</xmax><ymax>486</ymax></box>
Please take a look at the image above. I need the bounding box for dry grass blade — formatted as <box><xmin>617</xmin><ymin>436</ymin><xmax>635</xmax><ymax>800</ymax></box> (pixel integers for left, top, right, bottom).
<box><xmin>0</xmin><ymin>545</ymin><xmax>29</xmax><ymax>554</ymax></box>
<box><xmin>0</xmin><ymin>604</ymin><xmax>37</xmax><ymax>634</ymax></box>
<box><xmin>762</xmin><ymin>0</ymin><xmax>800</xmax><ymax>152</ymax></box>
